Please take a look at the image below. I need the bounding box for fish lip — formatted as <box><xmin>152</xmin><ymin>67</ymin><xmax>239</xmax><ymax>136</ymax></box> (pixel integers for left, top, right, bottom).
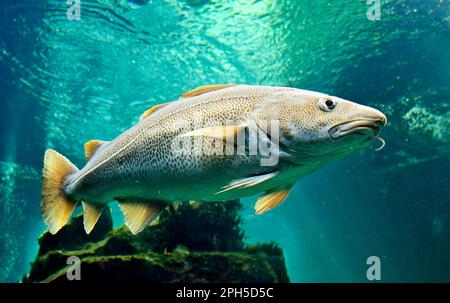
<box><xmin>328</xmin><ymin>119</ymin><xmax>385</xmax><ymax>140</ymax></box>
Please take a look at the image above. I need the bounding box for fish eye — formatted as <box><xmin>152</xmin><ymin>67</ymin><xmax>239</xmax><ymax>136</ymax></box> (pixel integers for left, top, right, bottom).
<box><xmin>319</xmin><ymin>99</ymin><xmax>337</xmax><ymax>111</ymax></box>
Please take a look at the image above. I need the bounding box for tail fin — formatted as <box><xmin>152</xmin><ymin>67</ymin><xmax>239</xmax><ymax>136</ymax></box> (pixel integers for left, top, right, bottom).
<box><xmin>41</xmin><ymin>149</ymin><xmax>79</xmax><ymax>234</ymax></box>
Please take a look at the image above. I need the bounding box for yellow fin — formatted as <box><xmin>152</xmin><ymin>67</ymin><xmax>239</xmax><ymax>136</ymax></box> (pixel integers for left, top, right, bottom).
<box><xmin>82</xmin><ymin>201</ymin><xmax>105</xmax><ymax>234</ymax></box>
<box><xmin>41</xmin><ymin>149</ymin><xmax>79</xmax><ymax>234</ymax></box>
<box><xmin>180</xmin><ymin>84</ymin><xmax>236</xmax><ymax>98</ymax></box>
<box><xmin>118</xmin><ymin>200</ymin><xmax>166</xmax><ymax>234</ymax></box>
<box><xmin>180</xmin><ymin>124</ymin><xmax>248</xmax><ymax>142</ymax></box>
<box><xmin>84</xmin><ymin>140</ymin><xmax>107</xmax><ymax>161</ymax></box>
<box><xmin>254</xmin><ymin>186</ymin><xmax>293</xmax><ymax>215</ymax></box>
<box><xmin>216</xmin><ymin>171</ymin><xmax>279</xmax><ymax>195</ymax></box>
<box><xmin>139</xmin><ymin>102</ymin><xmax>172</xmax><ymax>121</ymax></box>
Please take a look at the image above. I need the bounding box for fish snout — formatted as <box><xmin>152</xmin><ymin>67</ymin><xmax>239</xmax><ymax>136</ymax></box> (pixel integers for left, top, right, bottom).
<box><xmin>366</xmin><ymin>108</ymin><xmax>387</xmax><ymax>127</ymax></box>
<box><xmin>329</xmin><ymin>109</ymin><xmax>387</xmax><ymax>140</ymax></box>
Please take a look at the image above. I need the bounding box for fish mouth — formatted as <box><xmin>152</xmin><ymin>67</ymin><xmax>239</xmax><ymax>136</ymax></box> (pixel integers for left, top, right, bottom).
<box><xmin>329</xmin><ymin>118</ymin><xmax>386</xmax><ymax>140</ymax></box>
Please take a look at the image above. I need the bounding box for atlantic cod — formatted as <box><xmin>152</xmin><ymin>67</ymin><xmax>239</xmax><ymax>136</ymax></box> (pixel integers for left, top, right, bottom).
<box><xmin>41</xmin><ymin>84</ymin><xmax>387</xmax><ymax>235</ymax></box>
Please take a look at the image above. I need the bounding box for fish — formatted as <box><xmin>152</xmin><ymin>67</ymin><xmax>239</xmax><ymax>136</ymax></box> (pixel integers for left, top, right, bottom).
<box><xmin>41</xmin><ymin>84</ymin><xmax>387</xmax><ymax>235</ymax></box>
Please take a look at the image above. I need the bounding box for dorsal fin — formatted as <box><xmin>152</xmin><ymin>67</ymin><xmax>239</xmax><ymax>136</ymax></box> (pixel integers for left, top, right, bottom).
<box><xmin>84</xmin><ymin>140</ymin><xmax>107</xmax><ymax>161</ymax></box>
<box><xmin>180</xmin><ymin>84</ymin><xmax>236</xmax><ymax>98</ymax></box>
<box><xmin>139</xmin><ymin>102</ymin><xmax>172</xmax><ymax>121</ymax></box>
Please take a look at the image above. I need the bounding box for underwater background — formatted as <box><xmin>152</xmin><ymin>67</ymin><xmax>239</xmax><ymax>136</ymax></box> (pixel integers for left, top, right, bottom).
<box><xmin>0</xmin><ymin>0</ymin><xmax>449</xmax><ymax>282</ymax></box>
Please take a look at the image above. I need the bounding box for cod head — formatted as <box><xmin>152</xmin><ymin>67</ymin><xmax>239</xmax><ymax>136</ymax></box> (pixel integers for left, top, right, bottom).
<box><xmin>255</xmin><ymin>88</ymin><xmax>387</xmax><ymax>165</ymax></box>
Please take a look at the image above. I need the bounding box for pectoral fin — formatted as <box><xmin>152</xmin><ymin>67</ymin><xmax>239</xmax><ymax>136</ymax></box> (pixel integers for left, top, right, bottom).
<box><xmin>82</xmin><ymin>201</ymin><xmax>105</xmax><ymax>234</ymax></box>
<box><xmin>180</xmin><ymin>84</ymin><xmax>236</xmax><ymax>98</ymax></box>
<box><xmin>180</xmin><ymin>124</ymin><xmax>248</xmax><ymax>142</ymax></box>
<box><xmin>84</xmin><ymin>140</ymin><xmax>108</xmax><ymax>161</ymax></box>
<box><xmin>117</xmin><ymin>200</ymin><xmax>167</xmax><ymax>234</ymax></box>
<box><xmin>254</xmin><ymin>185</ymin><xmax>293</xmax><ymax>215</ymax></box>
<box><xmin>216</xmin><ymin>171</ymin><xmax>279</xmax><ymax>195</ymax></box>
<box><xmin>139</xmin><ymin>102</ymin><xmax>172</xmax><ymax>121</ymax></box>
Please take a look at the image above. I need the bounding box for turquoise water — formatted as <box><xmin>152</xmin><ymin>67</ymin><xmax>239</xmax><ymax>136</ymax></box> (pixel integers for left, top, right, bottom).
<box><xmin>0</xmin><ymin>0</ymin><xmax>449</xmax><ymax>282</ymax></box>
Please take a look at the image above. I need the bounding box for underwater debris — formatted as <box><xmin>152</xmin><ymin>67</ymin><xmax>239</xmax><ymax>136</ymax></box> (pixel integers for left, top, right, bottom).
<box><xmin>24</xmin><ymin>200</ymin><xmax>289</xmax><ymax>283</ymax></box>
<box><xmin>403</xmin><ymin>104</ymin><xmax>450</xmax><ymax>144</ymax></box>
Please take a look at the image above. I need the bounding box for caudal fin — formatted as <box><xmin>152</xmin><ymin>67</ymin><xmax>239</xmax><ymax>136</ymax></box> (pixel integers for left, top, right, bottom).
<box><xmin>41</xmin><ymin>149</ymin><xmax>79</xmax><ymax>234</ymax></box>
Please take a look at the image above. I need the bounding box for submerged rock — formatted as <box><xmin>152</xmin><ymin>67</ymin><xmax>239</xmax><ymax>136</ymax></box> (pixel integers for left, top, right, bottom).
<box><xmin>24</xmin><ymin>200</ymin><xmax>289</xmax><ymax>283</ymax></box>
<box><xmin>37</xmin><ymin>207</ymin><xmax>113</xmax><ymax>255</ymax></box>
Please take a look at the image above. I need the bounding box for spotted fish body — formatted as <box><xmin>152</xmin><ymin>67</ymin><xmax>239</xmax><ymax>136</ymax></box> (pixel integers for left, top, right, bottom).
<box><xmin>41</xmin><ymin>84</ymin><xmax>387</xmax><ymax>235</ymax></box>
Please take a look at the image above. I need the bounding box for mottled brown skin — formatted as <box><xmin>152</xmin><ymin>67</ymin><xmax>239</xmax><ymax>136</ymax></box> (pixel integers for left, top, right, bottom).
<box><xmin>63</xmin><ymin>85</ymin><xmax>386</xmax><ymax>208</ymax></box>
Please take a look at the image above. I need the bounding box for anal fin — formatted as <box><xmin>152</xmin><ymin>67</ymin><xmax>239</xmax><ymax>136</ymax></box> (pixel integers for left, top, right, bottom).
<box><xmin>254</xmin><ymin>185</ymin><xmax>293</xmax><ymax>215</ymax></box>
<box><xmin>82</xmin><ymin>201</ymin><xmax>105</xmax><ymax>234</ymax></box>
<box><xmin>117</xmin><ymin>200</ymin><xmax>167</xmax><ymax>234</ymax></box>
